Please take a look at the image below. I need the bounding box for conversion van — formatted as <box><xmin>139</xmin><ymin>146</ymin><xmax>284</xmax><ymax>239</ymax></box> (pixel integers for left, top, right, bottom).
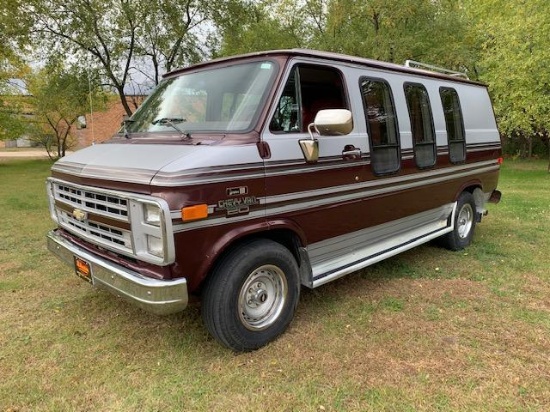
<box><xmin>46</xmin><ymin>49</ymin><xmax>502</xmax><ymax>351</ymax></box>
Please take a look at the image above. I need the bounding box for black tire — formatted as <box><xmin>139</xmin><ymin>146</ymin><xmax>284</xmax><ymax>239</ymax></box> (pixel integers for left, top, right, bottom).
<box><xmin>440</xmin><ymin>191</ymin><xmax>477</xmax><ymax>251</ymax></box>
<box><xmin>201</xmin><ymin>239</ymin><xmax>300</xmax><ymax>352</ymax></box>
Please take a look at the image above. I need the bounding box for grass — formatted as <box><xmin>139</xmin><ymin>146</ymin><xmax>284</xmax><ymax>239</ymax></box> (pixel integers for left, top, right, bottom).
<box><xmin>1</xmin><ymin>157</ymin><xmax>549</xmax><ymax>411</ymax></box>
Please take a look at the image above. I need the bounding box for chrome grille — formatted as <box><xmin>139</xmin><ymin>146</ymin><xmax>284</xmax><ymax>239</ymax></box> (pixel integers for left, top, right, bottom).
<box><xmin>57</xmin><ymin>209</ymin><xmax>132</xmax><ymax>253</ymax></box>
<box><xmin>48</xmin><ymin>178</ymin><xmax>175</xmax><ymax>265</ymax></box>
<box><xmin>51</xmin><ymin>181</ymin><xmax>132</xmax><ymax>254</ymax></box>
<box><xmin>55</xmin><ymin>183</ymin><xmax>128</xmax><ymax>221</ymax></box>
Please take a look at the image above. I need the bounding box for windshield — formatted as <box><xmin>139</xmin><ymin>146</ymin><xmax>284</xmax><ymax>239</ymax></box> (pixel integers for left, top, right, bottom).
<box><xmin>124</xmin><ymin>60</ymin><xmax>278</xmax><ymax>136</ymax></box>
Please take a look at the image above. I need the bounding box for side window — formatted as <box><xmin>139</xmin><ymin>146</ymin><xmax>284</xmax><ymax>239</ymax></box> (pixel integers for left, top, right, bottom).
<box><xmin>440</xmin><ymin>87</ymin><xmax>466</xmax><ymax>163</ymax></box>
<box><xmin>404</xmin><ymin>83</ymin><xmax>436</xmax><ymax>168</ymax></box>
<box><xmin>270</xmin><ymin>68</ymin><xmax>300</xmax><ymax>133</ymax></box>
<box><xmin>270</xmin><ymin>65</ymin><xmax>347</xmax><ymax>133</ymax></box>
<box><xmin>360</xmin><ymin>77</ymin><xmax>400</xmax><ymax>175</ymax></box>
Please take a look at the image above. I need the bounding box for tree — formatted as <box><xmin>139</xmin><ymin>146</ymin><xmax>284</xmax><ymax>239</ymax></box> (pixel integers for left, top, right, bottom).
<box><xmin>0</xmin><ymin>0</ymin><xmax>28</xmax><ymax>141</ymax></box>
<box><xmin>211</xmin><ymin>0</ymin><xmax>307</xmax><ymax>57</ymax></box>
<box><xmin>464</xmin><ymin>0</ymin><xmax>550</xmax><ymax>169</ymax></box>
<box><xmin>0</xmin><ymin>94</ymin><xmax>28</xmax><ymax>142</ymax></box>
<box><xmin>213</xmin><ymin>0</ymin><xmax>473</xmax><ymax>70</ymax></box>
<box><xmin>314</xmin><ymin>0</ymin><xmax>472</xmax><ymax>67</ymax></box>
<box><xmin>0</xmin><ymin>57</ymin><xmax>29</xmax><ymax>141</ymax></box>
<box><xmin>25</xmin><ymin>63</ymin><xmax>106</xmax><ymax>159</ymax></box>
<box><xmin>12</xmin><ymin>0</ymin><xmax>213</xmax><ymax>116</ymax></box>
<box><xmin>137</xmin><ymin>1</ymin><xmax>209</xmax><ymax>85</ymax></box>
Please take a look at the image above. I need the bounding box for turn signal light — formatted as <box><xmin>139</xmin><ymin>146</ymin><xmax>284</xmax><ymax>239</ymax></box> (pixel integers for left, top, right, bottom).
<box><xmin>181</xmin><ymin>204</ymin><xmax>208</xmax><ymax>222</ymax></box>
<box><xmin>497</xmin><ymin>157</ymin><xmax>504</xmax><ymax>165</ymax></box>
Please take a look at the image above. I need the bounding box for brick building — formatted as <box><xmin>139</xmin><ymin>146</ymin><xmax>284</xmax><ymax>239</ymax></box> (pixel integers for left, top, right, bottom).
<box><xmin>1</xmin><ymin>95</ymin><xmax>146</xmax><ymax>150</ymax></box>
<box><xmin>75</xmin><ymin>96</ymin><xmax>145</xmax><ymax>148</ymax></box>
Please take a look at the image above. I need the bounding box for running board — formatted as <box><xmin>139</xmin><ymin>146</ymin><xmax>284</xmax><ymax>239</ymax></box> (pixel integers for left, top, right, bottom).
<box><xmin>303</xmin><ymin>203</ymin><xmax>457</xmax><ymax>288</ymax></box>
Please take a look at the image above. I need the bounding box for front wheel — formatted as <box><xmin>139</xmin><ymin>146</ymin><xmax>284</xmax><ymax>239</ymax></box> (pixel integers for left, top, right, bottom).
<box><xmin>440</xmin><ymin>191</ymin><xmax>477</xmax><ymax>251</ymax></box>
<box><xmin>201</xmin><ymin>239</ymin><xmax>300</xmax><ymax>352</ymax></box>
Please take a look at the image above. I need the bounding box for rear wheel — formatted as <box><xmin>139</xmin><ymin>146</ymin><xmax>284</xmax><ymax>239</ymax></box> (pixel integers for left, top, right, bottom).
<box><xmin>201</xmin><ymin>239</ymin><xmax>300</xmax><ymax>351</ymax></box>
<box><xmin>440</xmin><ymin>191</ymin><xmax>477</xmax><ymax>251</ymax></box>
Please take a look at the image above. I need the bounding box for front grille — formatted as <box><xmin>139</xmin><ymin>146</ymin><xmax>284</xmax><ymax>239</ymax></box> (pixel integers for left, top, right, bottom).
<box><xmin>56</xmin><ymin>183</ymin><xmax>128</xmax><ymax>220</ymax></box>
<box><xmin>48</xmin><ymin>178</ymin><xmax>174</xmax><ymax>265</ymax></box>
<box><xmin>51</xmin><ymin>181</ymin><xmax>133</xmax><ymax>254</ymax></box>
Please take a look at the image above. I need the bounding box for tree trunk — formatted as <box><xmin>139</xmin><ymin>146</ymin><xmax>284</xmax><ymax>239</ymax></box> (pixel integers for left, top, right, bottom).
<box><xmin>116</xmin><ymin>85</ymin><xmax>133</xmax><ymax>117</ymax></box>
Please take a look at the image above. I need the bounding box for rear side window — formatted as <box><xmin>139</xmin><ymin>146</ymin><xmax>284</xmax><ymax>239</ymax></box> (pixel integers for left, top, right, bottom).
<box><xmin>360</xmin><ymin>77</ymin><xmax>400</xmax><ymax>175</ymax></box>
<box><xmin>440</xmin><ymin>87</ymin><xmax>466</xmax><ymax>163</ymax></box>
<box><xmin>404</xmin><ymin>83</ymin><xmax>436</xmax><ymax>168</ymax></box>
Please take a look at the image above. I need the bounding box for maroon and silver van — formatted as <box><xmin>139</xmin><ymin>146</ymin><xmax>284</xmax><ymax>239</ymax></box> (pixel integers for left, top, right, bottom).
<box><xmin>46</xmin><ymin>49</ymin><xmax>502</xmax><ymax>351</ymax></box>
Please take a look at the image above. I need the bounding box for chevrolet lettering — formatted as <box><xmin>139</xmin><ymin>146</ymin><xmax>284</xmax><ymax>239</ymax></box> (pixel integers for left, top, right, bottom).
<box><xmin>46</xmin><ymin>49</ymin><xmax>502</xmax><ymax>351</ymax></box>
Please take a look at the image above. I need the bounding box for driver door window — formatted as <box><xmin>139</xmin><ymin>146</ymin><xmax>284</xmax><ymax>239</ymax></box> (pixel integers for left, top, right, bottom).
<box><xmin>270</xmin><ymin>65</ymin><xmax>347</xmax><ymax>134</ymax></box>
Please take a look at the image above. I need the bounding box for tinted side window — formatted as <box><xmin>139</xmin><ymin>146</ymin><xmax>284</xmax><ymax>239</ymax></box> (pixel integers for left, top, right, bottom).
<box><xmin>404</xmin><ymin>83</ymin><xmax>436</xmax><ymax>168</ymax></box>
<box><xmin>360</xmin><ymin>77</ymin><xmax>400</xmax><ymax>175</ymax></box>
<box><xmin>440</xmin><ymin>87</ymin><xmax>466</xmax><ymax>163</ymax></box>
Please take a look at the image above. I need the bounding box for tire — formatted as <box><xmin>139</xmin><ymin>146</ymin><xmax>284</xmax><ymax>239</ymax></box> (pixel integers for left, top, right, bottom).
<box><xmin>201</xmin><ymin>239</ymin><xmax>300</xmax><ymax>352</ymax></box>
<box><xmin>440</xmin><ymin>191</ymin><xmax>477</xmax><ymax>251</ymax></box>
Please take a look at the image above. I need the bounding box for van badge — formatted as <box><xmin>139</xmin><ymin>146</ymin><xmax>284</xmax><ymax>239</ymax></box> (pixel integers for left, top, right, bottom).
<box><xmin>72</xmin><ymin>208</ymin><xmax>87</xmax><ymax>221</ymax></box>
<box><xmin>217</xmin><ymin>196</ymin><xmax>258</xmax><ymax>215</ymax></box>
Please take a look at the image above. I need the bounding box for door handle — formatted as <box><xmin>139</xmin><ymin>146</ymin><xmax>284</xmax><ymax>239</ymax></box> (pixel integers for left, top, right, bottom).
<box><xmin>342</xmin><ymin>144</ymin><xmax>361</xmax><ymax>160</ymax></box>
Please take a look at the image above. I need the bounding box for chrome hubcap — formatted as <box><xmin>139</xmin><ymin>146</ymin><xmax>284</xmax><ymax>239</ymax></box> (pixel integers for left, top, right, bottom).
<box><xmin>239</xmin><ymin>265</ymin><xmax>287</xmax><ymax>331</ymax></box>
<box><xmin>457</xmin><ymin>203</ymin><xmax>474</xmax><ymax>239</ymax></box>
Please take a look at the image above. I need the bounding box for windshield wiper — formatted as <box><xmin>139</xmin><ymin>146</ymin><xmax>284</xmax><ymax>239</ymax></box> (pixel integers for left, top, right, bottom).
<box><xmin>152</xmin><ymin>117</ymin><xmax>191</xmax><ymax>140</ymax></box>
<box><xmin>121</xmin><ymin>117</ymin><xmax>135</xmax><ymax>139</ymax></box>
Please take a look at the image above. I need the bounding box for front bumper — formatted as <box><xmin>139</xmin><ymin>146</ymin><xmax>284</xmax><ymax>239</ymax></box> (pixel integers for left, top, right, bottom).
<box><xmin>47</xmin><ymin>230</ymin><xmax>188</xmax><ymax>315</ymax></box>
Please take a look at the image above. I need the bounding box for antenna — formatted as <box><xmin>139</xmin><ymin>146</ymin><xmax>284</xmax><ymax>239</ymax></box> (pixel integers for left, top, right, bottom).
<box><xmin>404</xmin><ymin>60</ymin><xmax>469</xmax><ymax>79</ymax></box>
<box><xmin>87</xmin><ymin>68</ymin><xmax>96</xmax><ymax>145</ymax></box>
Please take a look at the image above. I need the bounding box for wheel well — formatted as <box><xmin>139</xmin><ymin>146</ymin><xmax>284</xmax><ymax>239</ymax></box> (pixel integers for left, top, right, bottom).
<box><xmin>461</xmin><ymin>185</ymin><xmax>485</xmax><ymax>218</ymax></box>
<box><xmin>198</xmin><ymin>229</ymin><xmax>303</xmax><ymax>293</ymax></box>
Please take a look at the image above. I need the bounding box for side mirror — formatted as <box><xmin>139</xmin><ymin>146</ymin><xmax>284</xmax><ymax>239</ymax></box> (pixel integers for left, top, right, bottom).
<box><xmin>298</xmin><ymin>109</ymin><xmax>353</xmax><ymax>163</ymax></box>
<box><xmin>299</xmin><ymin>138</ymin><xmax>319</xmax><ymax>164</ymax></box>
<box><xmin>313</xmin><ymin>109</ymin><xmax>353</xmax><ymax>136</ymax></box>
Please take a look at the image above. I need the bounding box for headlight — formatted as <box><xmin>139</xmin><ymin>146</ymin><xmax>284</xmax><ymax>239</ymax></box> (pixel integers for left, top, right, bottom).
<box><xmin>128</xmin><ymin>198</ymin><xmax>175</xmax><ymax>265</ymax></box>
<box><xmin>146</xmin><ymin>235</ymin><xmax>164</xmax><ymax>257</ymax></box>
<box><xmin>46</xmin><ymin>180</ymin><xmax>59</xmax><ymax>223</ymax></box>
<box><xmin>144</xmin><ymin>203</ymin><xmax>162</xmax><ymax>226</ymax></box>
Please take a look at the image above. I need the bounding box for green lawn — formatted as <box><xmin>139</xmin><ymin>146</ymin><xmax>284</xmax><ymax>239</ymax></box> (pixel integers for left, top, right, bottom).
<box><xmin>1</xmin><ymin>158</ymin><xmax>549</xmax><ymax>411</ymax></box>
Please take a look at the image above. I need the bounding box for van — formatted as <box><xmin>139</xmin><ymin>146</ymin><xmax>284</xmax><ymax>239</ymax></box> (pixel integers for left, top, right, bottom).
<box><xmin>46</xmin><ymin>49</ymin><xmax>502</xmax><ymax>351</ymax></box>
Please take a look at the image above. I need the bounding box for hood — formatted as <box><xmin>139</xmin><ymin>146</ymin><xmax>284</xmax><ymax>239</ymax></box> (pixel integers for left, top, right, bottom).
<box><xmin>51</xmin><ymin>143</ymin><xmax>210</xmax><ymax>185</ymax></box>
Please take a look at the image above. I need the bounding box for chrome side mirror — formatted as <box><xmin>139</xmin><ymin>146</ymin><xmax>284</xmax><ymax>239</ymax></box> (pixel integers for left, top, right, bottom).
<box><xmin>299</xmin><ymin>128</ymin><xmax>319</xmax><ymax>164</ymax></box>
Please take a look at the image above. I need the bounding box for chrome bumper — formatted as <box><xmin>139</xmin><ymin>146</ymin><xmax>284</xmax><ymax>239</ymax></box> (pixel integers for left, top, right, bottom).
<box><xmin>47</xmin><ymin>230</ymin><xmax>188</xmax><ymax>315</ymax></box>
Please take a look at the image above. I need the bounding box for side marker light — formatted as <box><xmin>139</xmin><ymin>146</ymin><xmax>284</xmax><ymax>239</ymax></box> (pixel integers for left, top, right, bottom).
<box><xmin>181</xmin><ymin>204</ymin><xmax>208</xmax><ymax>222</ymax></box>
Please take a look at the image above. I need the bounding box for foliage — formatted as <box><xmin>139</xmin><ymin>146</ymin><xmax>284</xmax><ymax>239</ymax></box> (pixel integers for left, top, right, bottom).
<box><xmin>317</xmin><ymin>0</ymin><xmax>470</xmax><ymax>66</ymax></box>
<box><xmin>464</xmin><ymin>0</ymin><xmax>550</xmax><ymax>163</ymax></box>
<box><xmin>10</xmin><ymin>0</ymin><xmax>214</xmax><ymax>116</ymax></box>
<box><xmin>213</xmin><ymin>0</ymin><xmax>473</xmax><ymax>69</ymax></box>
<box><xmin>211</xmin><ymin>0</ymin><xmax>307</xmax><ymax>57</ymax></box>
<box><xmin>0</xmin><ymin>57</ymin><xmax>29</xmax><ymax>141</ymax></box>
<box><xmin>469</xmin><ymin>0</ymin><xmax>550</xmax><ymax>134</ymax></box>
<box><xmin>25</xmin><ymin>63</ymin><xmax>107</xmax><ymax>159</ymax></box>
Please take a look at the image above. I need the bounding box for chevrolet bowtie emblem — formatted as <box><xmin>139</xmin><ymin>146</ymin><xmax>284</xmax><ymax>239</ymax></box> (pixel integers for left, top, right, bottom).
<box><xmin>72</xmin><ymin>208</ymin><xmax>87</xmax><ymax>221</ymax></box>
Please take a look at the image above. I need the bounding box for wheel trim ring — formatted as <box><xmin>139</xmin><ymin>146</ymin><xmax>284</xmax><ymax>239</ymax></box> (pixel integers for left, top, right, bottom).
<box><xmin>238</xmin><ymin>264</ymin><xmax>288</xmax><ymax>331</ymax></box>
<box><xmin>457</xmin><ymin>203</ymin><xmax>474</xmax><ymax>239</ymax></box>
